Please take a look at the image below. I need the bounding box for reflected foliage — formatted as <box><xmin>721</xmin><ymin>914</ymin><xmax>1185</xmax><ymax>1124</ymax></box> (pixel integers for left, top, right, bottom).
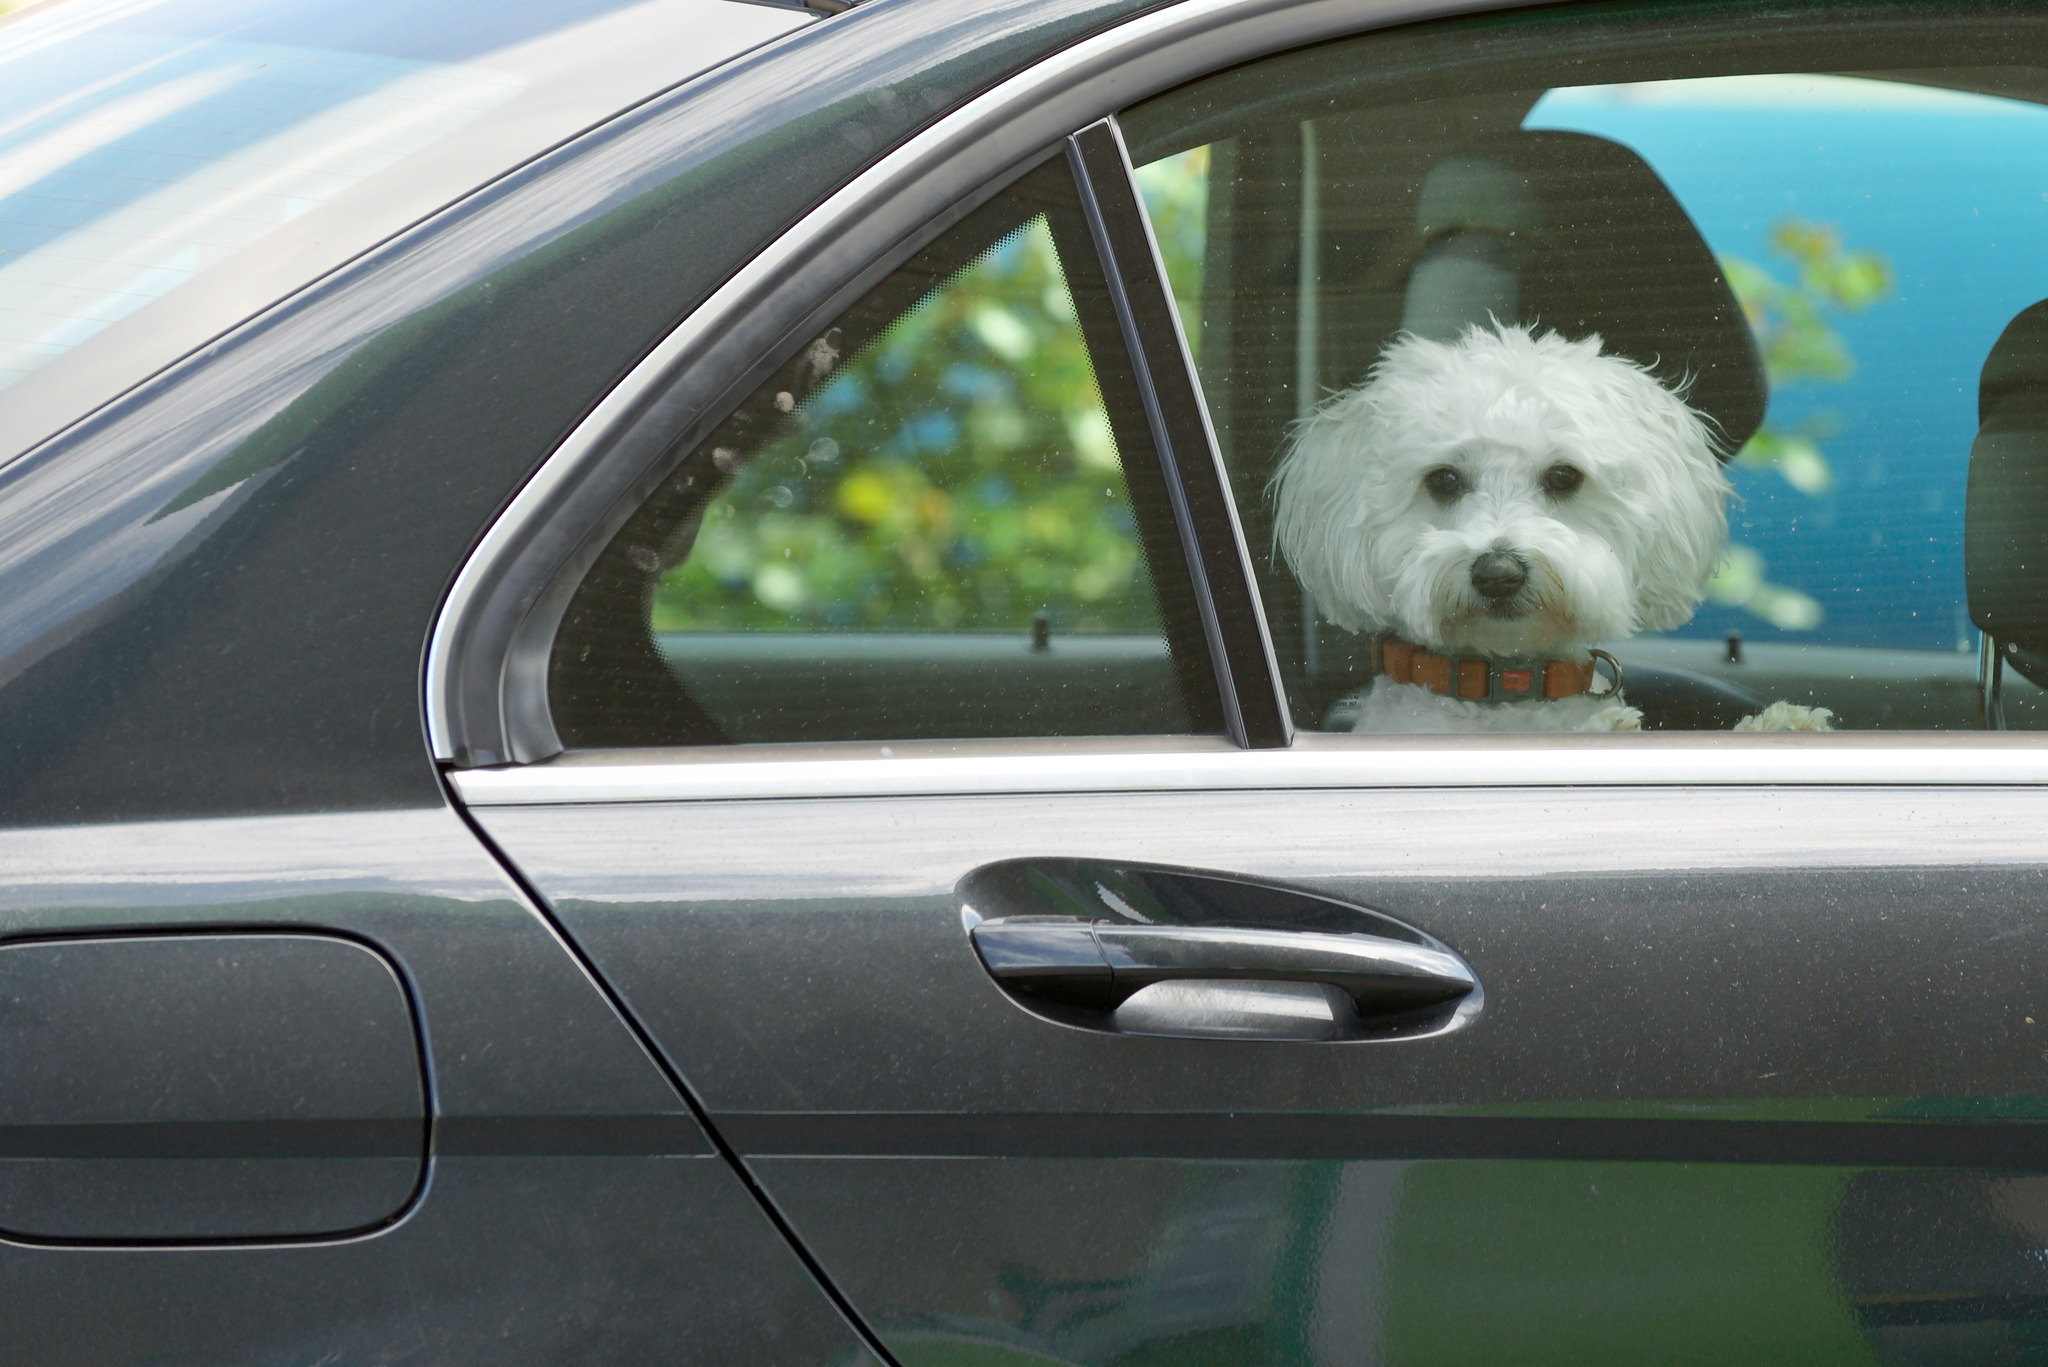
<box><xmin>1710</xmin><ymin>219</ymin><xmax>1896</xmax><ymax>631</ymax></box>
<box><xmin>1134</xmin><ymin>146</ymin><xmax>1210</xmax><ymax>363</ymax></box>
<box><xmin>1727</xmin><ymin>219</ymin><xmax>1895</xmax><ymax>391</ymax></box>
<box><xmin>652</xmin><ymin>217</ymin><xmax>1155</xmax><ymax>634</ymax></box>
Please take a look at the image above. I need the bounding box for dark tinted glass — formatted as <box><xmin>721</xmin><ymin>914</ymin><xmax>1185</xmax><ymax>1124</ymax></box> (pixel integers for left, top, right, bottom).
<box><xmin>550</xmin><ymin>156</ymin><xmax>1224</xmax><ymax>747</ymax></box>
<box><xmin>1126</xmin><ymin>8</ymin><xmax>2048</xmax><ymax>734</ymax></box>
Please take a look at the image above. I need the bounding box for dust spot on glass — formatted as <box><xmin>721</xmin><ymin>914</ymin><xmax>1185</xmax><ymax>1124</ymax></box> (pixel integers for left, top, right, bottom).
<box><xmin>805</xmin><ymin>333</ymin><xmax>841</xmax><ymax>380</ymax></box>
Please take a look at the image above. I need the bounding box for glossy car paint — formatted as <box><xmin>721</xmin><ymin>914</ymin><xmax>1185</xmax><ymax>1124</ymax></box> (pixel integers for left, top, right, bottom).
<box><xmin>0</xmin><ymin>932</ymin><xmax>426</xmax><ymax>1242</ymax></box>
<box><xmin>472</xmin><ymin>783</ymin><xmax>2048</xmax><ymax>1361</ymax></box>
<box><xmin>435</xmin><ymin>2</ymin><xmax>2048</xmax><ymax>1354</ymax></box>
<box><xmin>0</xmin><ymin>0</ymin><xmax>809</xmax><ymax>465</ymax></box>
<box><xmin>4</xmin><ymin>0</ymin><xmax>2047</xmax><ymax>1361</ymax></box>
<box><xmin>0</xmin><ymin>807</ymin><xmax>877</xmax><ymax>1364</ymax></box>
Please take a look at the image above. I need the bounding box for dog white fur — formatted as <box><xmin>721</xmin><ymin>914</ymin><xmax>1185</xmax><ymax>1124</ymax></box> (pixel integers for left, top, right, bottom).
<box><xmin>1272</xmin><ymin>322</ymin><xmax>1832</xmax><ymax>733</ymax></box>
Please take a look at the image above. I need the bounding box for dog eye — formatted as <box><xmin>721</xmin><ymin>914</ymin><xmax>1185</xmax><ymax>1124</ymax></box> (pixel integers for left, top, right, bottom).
<box><xmin>1423</xmin><ymin>467</ymin><xmax>1465</xmax><ymax>500</ymax></box>
<box><xmin>1543</xmin><ymin>464</ymin><xmax>1585</xmax><ymax>495</ymax></box>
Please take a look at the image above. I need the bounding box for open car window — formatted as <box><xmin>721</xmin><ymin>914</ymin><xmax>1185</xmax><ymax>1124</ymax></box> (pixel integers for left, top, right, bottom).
<box><xmin>1125</xmin><ymin>10</ymin><xmax>2048</xmax><ymax>733</ymax></box>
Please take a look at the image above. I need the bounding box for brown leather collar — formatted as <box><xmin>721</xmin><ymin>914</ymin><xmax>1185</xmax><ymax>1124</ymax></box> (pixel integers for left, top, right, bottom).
<box><xmin>1374</xmin><ymin>635</ymin><xmax>1618</xmax><ymax>703</ymax></box>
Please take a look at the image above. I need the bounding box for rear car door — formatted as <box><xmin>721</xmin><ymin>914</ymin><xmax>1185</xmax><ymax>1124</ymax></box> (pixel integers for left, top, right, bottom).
<box><xmin>442</xmin><ymin>1</ymin><xmax>2048</xmax><ymax>1362</ymax></box>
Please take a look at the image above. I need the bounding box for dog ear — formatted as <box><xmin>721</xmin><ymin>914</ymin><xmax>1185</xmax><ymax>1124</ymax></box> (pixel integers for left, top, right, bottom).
<box><xmin>1270</xmin><ymin>387</ymin><xmax>1390</xmax><ymax>634</ymax></box>
<box><xmin>1627</xmin><ymin>390</ymin><xmax>1733</xmax><ymax>633</ymax></box>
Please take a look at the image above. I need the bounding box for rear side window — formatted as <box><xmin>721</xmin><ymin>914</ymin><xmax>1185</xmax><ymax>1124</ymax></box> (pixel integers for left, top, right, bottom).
<box><xmin>549</xmin><ymin>157</ymin><xmax>1223</xmax><ymax>748</ymax></box>
<box><xmin>1124</xmin><ymin>7</ymin><xmax>2048</xmax><ymax>734</ymax></box>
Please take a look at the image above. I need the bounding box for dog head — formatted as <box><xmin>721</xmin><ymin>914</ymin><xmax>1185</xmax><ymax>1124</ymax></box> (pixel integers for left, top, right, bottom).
<box><xmin>1271</xmin><ymin>321</ymin><xmax>1731</xmax><ymax>656</ymax></box>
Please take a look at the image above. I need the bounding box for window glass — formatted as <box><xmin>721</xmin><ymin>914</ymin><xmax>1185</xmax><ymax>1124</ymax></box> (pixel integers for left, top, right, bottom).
<box><xmin>550</xmin><ymin>157</ymin><xmax>1223</xmax><ymax>748</ymax></box>
<box><xmin>651</xmin><ymin>217</ymin><xmax>1151</xmax><ymax>639</ymax></box>
<box><xmin>1126</xmin><ymin>5</ymin><xmax>2048</xmax><ymax>733</ymax></box>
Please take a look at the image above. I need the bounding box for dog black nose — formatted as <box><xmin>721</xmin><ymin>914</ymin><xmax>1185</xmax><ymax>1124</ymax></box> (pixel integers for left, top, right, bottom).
<box><xmin>1470</xmin><ymin>552</ymin><xmax>1527</xmax><ymax>600</ymax></box>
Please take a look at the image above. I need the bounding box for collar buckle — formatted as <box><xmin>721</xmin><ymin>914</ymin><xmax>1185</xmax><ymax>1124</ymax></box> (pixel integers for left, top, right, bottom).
<box><xmin>1479</xmin><ymin>657</ymin><xmax>1544</xmax><ymax>704</ymax></box>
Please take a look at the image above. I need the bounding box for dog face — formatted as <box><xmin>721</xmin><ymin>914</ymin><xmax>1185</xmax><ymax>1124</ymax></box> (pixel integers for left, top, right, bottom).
<box><xmin>1272</xmin><ymin>322</ymin><xmax>1731</xmax><ymax>656</ymax></box>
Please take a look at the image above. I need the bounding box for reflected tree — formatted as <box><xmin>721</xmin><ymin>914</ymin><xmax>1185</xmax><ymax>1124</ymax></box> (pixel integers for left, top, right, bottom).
<box><xmin>1709</xmin><ymin>218</ymin><xmax>1895</xmax><ymax>631</ymax></box>
<box><xmin>651</xmin><ymin>217</ymin><xmax>1156</xmax><ymax>635</ymax></box>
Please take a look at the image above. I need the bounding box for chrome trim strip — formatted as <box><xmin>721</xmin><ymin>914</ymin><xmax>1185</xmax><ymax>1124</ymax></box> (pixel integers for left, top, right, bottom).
<box><xmin>424</xmin><ymin>0</ymin><xmax>1540</xmax><ymax>762</ymax></box>
<box><xmin>449</xmin><ymin>739</ymin><xmax>2048</xmax><ymax>805</ymax></box>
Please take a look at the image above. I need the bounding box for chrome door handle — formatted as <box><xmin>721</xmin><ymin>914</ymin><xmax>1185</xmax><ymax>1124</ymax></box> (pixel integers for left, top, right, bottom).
<box><xmin>970</xmin><ymin>919</ymin><xmax>1474</xmax><ymax>1015</ymax></box>
<box><xmin>959</xmin><ymin>858</ymin><xmax>1481</xmax><ymax>1041</ymax></box>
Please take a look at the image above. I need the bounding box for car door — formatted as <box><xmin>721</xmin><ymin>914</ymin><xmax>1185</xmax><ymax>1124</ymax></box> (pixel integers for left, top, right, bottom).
<box><xmin>440</xmin><ymin>1</ymin><xmax>2048</xmax><ymax>1363</ymax></box>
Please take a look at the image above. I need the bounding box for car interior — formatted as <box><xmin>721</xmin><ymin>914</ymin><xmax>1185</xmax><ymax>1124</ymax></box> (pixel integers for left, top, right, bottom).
<box><xmin>548</xmin><ymin>19</ymin><xmax>2048</xmax><ymax>745</ymax></box>
<box><xmin>1967</xmin><ymin>298</ymin><xmax>2048</xmax><ymax>728</ymax></box>
<box><xmin>1147</xmin><ymin>117</ymin><xmax>1783</xmax><ymax>731</ymax></box>
<box><xmin>1121</xmin><ymin>30</ymin><xmax>2048</xmax><ymax>734</ymax></box>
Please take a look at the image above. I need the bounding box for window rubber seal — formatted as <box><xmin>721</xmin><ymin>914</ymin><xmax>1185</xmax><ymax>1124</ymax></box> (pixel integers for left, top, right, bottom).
<box><xmin>1067</xmin><ymin>117</ymin><xmax>1292</xmax><ymax>748</ymax></box>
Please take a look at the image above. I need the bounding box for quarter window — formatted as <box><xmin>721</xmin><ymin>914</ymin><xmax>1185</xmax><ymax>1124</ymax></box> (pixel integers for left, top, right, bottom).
<box><xmin>549</xmin><ymin>158</ymin><xmax>1223</xmax><ymax>748</ymax></box>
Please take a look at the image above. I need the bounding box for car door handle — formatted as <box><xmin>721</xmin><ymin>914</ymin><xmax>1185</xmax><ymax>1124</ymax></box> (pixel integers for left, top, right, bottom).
<box><xmin>960</xmin><ymin>858</ymin><xmax>1481</xmax><ymax>1041</ymax></box>
<box><xmin>971</xmin><ymin>919</ymin><xmax>1474</xmax><ymax>1014</ymax></box>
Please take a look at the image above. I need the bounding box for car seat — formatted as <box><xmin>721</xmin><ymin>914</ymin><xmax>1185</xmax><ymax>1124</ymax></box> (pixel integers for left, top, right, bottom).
<box><xmin>1386</xmin><ymin>129</ymin><xmax>1767</xmax><ymax>452</ymax></box>
<box><xmin>1966</xmin><ymin>299</ymin><xmax>2048</xmax><ymax>727</ymax></box>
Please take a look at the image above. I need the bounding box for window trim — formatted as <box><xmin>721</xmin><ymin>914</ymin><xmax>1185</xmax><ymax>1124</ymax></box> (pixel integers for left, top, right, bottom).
<box><xmin>425</xmin><ymin>0</ymin><xmax>1552</xmax><ymax>768</ymax></box>
<box><xmin>448</xmin><ymin>732</ymin><xmax>2048</xmax><ymax>805</ymax></box>
<box><xmin>1069</xmin><ymin>119</ymin><xmax>1293</xmax><ymax>747</ymax></box>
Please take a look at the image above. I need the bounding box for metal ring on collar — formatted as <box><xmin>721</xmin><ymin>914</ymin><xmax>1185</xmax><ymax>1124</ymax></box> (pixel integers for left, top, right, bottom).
<box><xmin>1589</xmin><ymin>648</ymin><xmax>1624</xmax><ymax>698</ymax></box>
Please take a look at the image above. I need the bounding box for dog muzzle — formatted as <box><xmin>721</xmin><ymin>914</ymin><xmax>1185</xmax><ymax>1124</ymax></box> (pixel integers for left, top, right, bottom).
<box><xmin>1374</xmin><ymin>635</ymin><xmax>1622</xmax><ymax>704</ymax></box>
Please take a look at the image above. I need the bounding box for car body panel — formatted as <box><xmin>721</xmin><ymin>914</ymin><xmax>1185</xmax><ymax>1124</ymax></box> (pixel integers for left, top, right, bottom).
<box><xmin>0</xmin><ymin>0</ymin><xmax>811</xmax><ymax>467</ymax></box>
<box><xmin>474</xmin><ymin>782</ymin><xmax>2048</xmax><ymax>1362</ymax></box>
<box><xmin>6</xmin><ymin>0</ymin><xmax>2048</xmax><ymax>1359</ymax></box>
<box><xmin>0</xmin><ymin>2</ymin><xmax>1223</xmax><ymax>1359</ymax></box>
<box><xmin>0</xmin><ymin>931</ymin><xmax>427</xmax><ymax>1242</ymax></box>
<box><xmin>0</xmin><ymin>806</ymin><xmax>878</xmax><ymax>1363</ymax></box>
<box><xmin>408</xmin><ymin>0</ymin><xmax>2048</xmax><ymax>1359</ymax></box>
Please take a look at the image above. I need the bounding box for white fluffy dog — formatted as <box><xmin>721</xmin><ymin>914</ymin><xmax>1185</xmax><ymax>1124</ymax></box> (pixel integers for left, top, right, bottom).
<box><xmin>1272</xmin><ymin>321</ymin><xmax>1831</xmax><ymax>733</ymax></box>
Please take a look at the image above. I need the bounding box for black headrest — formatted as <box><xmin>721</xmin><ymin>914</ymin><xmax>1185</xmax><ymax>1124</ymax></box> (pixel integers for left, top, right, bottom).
<box><xmin>1966</xmin><ymin>299</ymin><xmax>2048</xmax><ymax>677</ymax></box>
<box><xmin>1404</xmin><ymin>130</ymin><xmax>1769</xmax><ymax>456</ymax></box>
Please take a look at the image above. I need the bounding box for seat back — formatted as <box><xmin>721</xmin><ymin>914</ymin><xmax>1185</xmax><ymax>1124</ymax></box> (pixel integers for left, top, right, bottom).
<box><xmin>1395</xmin><ymin>129</ymin><xmax>1768</xmax><ymax>455</ymax></box>
<box><xmin>1965</xmin><ymin>300</ymin><xmax>2048</xmax><ymax>719</ymax></box>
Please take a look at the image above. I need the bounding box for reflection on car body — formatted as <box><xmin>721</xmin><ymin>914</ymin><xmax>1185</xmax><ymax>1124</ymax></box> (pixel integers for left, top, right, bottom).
<box><xmin>5</xmin><ymin>0</ymin><xmax>2048</xmax><ymax>1363</ymax></box>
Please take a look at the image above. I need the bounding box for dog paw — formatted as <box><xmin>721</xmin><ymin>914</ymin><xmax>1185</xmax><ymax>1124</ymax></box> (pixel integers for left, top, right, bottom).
<box><xmin>1583</xmin><ymin>704</ymin><xmax>1644</xmax><ymax>732</ymax></box>
<box><xmin>1733</xmin><ymin>701</ymin><xmax>1836</xmax><ymax>732</ymax></box>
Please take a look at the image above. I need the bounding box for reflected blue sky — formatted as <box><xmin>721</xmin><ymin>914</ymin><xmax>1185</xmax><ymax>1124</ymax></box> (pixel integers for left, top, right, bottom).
<box><xmin>108</xmin><ymin>0</ymin><xmax>658</xmax><ymax>63</ymax></box>
<box><xmin>1529</xmin><ymin>75</ymin><xmax>2048</xmax><ymax>652</ymax></box>
<box><xmin>0</xmin><ymin>0</ymin><xmax>567</xmax><ymax>391</ymax></box>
